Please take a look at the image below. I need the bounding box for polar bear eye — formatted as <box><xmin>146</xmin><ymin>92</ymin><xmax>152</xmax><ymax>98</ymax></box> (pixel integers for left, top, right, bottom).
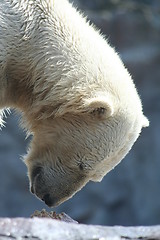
<box><xmin>78</xmin><ymin>162</ymin><xmax>84</xmax><ymax>171</ymax></box>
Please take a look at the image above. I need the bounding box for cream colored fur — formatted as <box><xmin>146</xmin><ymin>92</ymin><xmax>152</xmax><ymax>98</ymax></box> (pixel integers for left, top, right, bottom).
<box><xmin>0</xmin><ymin>0</ymin><xmax>149</xmax><ymax>206</ymax></box>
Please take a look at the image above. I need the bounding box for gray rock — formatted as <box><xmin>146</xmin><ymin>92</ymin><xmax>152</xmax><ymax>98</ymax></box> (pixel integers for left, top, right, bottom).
<box><xmin>1</xmin><ymin>218</ymin><xmax>160</xmax><ymax>240</ymax></box>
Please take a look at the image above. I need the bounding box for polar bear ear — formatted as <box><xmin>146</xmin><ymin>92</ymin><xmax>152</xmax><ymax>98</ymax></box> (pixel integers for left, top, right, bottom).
<box><xmin>84</xmin><ymin>96</ymin><xmax>114</xmax><ymax>119</ymax></box>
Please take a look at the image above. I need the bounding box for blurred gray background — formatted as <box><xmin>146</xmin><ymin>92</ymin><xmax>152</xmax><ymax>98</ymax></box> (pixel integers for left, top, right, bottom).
<box><xmin>0</xmin><ymin>0</ymin><xmax>160</xmax><ymax>226</ymax></box>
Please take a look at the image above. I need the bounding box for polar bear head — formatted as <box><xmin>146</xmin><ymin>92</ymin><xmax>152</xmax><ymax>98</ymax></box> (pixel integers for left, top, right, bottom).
<box><xmin>25</xmin><ymin>94</ymin><xmax>148</xmax><ymax>207</ymax></box>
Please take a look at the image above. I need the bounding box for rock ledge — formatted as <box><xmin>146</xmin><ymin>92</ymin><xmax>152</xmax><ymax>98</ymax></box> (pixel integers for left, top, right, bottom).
<box><xmin>0</xmin><ymin>218</ymin><xmax>160</xmax><ymax>240</ymax></box>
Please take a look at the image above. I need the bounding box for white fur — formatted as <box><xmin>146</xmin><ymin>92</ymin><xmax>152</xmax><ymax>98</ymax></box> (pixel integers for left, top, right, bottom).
<box><xmin>0</xmin><ymin>0</ymin><xmax>149</xmax><ymax>206</ymax></box>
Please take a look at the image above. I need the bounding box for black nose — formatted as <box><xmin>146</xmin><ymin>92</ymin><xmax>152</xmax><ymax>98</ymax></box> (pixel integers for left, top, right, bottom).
<box><xmin>42</xmin><ymin>194</ymin><xmax>54</xmax><ymax>207</ymax></box>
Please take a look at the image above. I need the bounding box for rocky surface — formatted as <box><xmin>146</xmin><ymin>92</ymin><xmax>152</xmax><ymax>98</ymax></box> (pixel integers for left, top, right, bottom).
<box><xmin>1</xmin><ymin>218</ymin><xmax>160</xmax><ymax>240</ymax></box>
<box><xmin>0</xmin><ymin>0</ymin><xmax>160</xmax><ymax>226</ymax></box>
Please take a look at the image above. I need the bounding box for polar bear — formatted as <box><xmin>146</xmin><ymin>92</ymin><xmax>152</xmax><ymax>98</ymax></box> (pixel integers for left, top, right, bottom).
<box><xmin>0</xmin><ymin>0</ymin><xmax>148</xmax><ymax>207</ymax></box>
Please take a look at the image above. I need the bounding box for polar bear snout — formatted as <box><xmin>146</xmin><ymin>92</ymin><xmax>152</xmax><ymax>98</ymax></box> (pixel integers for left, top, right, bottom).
<box><xmin>30</xmin><ymin>166</ymin><xmax>58</xmax><ymax>207</ymax></box>
<box><xmin>29</xmin><ymin>164</ymin><xmax>88</xmax><ymax>207</ymax></box>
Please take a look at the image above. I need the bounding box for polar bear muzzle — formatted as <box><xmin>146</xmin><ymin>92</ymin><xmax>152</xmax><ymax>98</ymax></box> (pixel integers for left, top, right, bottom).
<box><xmin>30</xmin><ymin>164</ymin><xmax>88</xmax><ymax>207</ymax></box>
